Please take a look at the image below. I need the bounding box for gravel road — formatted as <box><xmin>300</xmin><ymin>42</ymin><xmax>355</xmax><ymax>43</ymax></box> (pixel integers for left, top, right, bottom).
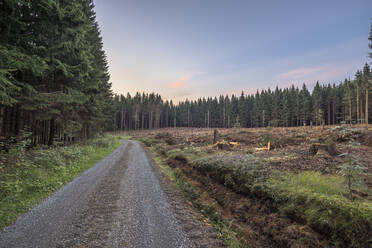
<box><xmin>0</xmin><ymin>140</ymin><xmax>222</xmax><ymax>248</ymax></box>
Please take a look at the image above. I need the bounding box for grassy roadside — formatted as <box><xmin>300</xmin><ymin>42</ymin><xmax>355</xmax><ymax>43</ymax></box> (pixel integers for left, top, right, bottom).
<box><xmin>148</xmin><ymin>144</ymin><xmax>246</xmax><ymax>248</ymax></box>
<box><xmin>137</xmin><ymin>134</ymin><xmax>371</xmax><ymax>247</ymax></box>
<box><xmin>0</xmin><ymin>135</ymin><xmax>121</xmax><ymax>230</ymax></box>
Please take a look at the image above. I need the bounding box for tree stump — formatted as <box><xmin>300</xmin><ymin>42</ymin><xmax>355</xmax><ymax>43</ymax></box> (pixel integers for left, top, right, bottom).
<box><xmin>309</xmin><ymin>143</ymin><xmax>338</xmax><ymax>156</ymax></box>
<box><xmin>217</xmin><ymin>142</ymin><xmax>231</xmax><ymax>150</ymax></box>
<box><xmin>213</xmin><ymin>129</ymin><xmax>218</xmax><ymax>144</ymax></box>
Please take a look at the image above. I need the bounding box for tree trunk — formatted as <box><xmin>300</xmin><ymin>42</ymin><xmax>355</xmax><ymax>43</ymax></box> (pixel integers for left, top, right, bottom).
<box><xmin>173</xmin><ymin>109</ymin><xmax>176</xmax><ymax>128</ymax></box>
<box><xmin>349</xmin><ymin>93</ymin><xmax>352</xmax><ymax>124</ymax></box>
<box><xmin>213</xmin><ymin>129</ymin><xmax>218</xmax><ymax>144</ymax></box>
<box><xmin>207</xmin><ymin>110</ymin><xmax>210</xmax><ymax>128</ymax></box>
<box><xmin>141</xmin><ymin>112</ymin><xmax>144</xmax><ymax>129</ymax></box>
<box><xmin>187</xmin><ymin>108</ymin><xmax>190</xmax><ymax>127</ymax></box>
<box><xmin>328</xmin><ymin>102</ymin><xmax>331</xmax><ymax>125</ymax></box>
<box><xmin>223</xmin><ymin>107</ymin><xmax>226</xmax><ymax>128</ymax></box>
<box><xmin>120</xmin><ymin>106</ymin><xmax>124</xmax><ymax>131</ymax></box>
<box><xmin>366</xmin><ymin>88</ymin><xmax>369</xmax><ymax>125</ymax></box>
<box><xmin>0</xmin><ymin>107</ymin><xmax>4</xmax><ymax>136</ymax></box>
<box><xmin>333</xmin><ymin>99</ymin><xmax>336</xmax><ymax>124</ymax></box>
<box><xmin>48</xmin><ymin>118</ymin><xmax>55</xmax><ymax>146</ymax></box>
<box><xmin>357</xmin><ymin>86</ymin><xmax>359</xmax><ymax>124</ymax></box>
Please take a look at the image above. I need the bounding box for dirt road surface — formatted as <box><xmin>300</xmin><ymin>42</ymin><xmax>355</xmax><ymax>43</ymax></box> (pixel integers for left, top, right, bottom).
<box><xmin>0</xmin><ymin>141</ymin><xmax>222</xmax><ymax>248</ymax></box>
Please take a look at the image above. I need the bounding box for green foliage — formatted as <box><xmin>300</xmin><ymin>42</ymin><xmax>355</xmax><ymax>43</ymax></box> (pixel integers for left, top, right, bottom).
<box><xmin>188</xmin><ymin>153</ymin><xmax>372</xmax><ymax>246</ymax></box>
<box><xmin>0</xmin><ymin>0</ymin><xmax>113</xmax><ymax>143</ymax></box>
<box><xmin>268</xmin><ymin>171</ymin><xmax>372</xmax><ymax>247</ymax></box>
<box><xmin>90</xmin><ymin>134</ymin><xmax>117</xmax><ymax>148</ymax></box>
<box><xmin>260</xmin><ymin>127</ymin><xmax>272</xmax><ymax>145</ymax></box>
<box><xmin>138</xmin><ymin>137</ymin><xmax>159</xmax><ymax>147</ymax></box>
<box><xmin>191</xmin><ymin>154</ymin><xmax>268</xmax><ymax>194</ymax></box>
<box><xmin>331</xmin><ymin>125</ymin><xmax>361</xmax><ymax>142</ymax></box>
<box><xmin>165</xmin><ymin>146</ymin><xmax>206</xmax><ymax>163</ymax></box>
<box><xmin>0</xmin><ymin>135</ymin><xmax>120</xmax><ymax>229</ymax></box>
<box><xmin>338</xmin><ymin>154</ymin><xmax>366</xmax><ymax>201</ymax></box>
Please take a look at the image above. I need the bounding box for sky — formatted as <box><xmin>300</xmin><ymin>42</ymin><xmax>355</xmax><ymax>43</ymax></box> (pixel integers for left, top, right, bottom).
<box><xmin>93</xmin><ymin>0</ymin><xmax>372</xmax><ymax>102</ymax></box>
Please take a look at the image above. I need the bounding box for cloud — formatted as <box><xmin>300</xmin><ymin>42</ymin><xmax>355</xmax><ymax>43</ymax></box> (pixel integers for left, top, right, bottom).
<box><xmin>167</xmin><ymin>71</ymin><xmax>204</xmax><ymax>89</ymax></box>
<box><xmin>168</xmin><ymin>75</ymin><xmax>190</xmax><ymax>89</ymax></box>
<box><xmin>277</xmin><ymin>61</ymin><xmax>361</xmax><ymax>86</ymax></box>
<box><xmin>278</xmin><ymin>66</ymin><xmax>324</xmax><ymax>80</ymax></box>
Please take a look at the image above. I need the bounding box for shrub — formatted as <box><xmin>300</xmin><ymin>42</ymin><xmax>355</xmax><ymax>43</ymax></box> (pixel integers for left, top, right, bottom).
<box><xmin>166</xmin><ymin>146</ymin><xmax>206</xmax><ymax>163</ymax></box>
<box><xmin>338</xmin><ymin>154</ymin><xmax>366</xmax><ymax>201</ymax></box>
<box><xmin>191</xmin><ymin>154</ymin><xmax>268</xmax><ymax>194</ymax></box>
<box><xmin>138</xmin><ymin>137</ymin><xmax>159</xmax><ymax>146</ymax></box>
<box><xmin>90</xmin><ymin>134</ymin><xmax>116</xmax><ymax>147</ymax></box>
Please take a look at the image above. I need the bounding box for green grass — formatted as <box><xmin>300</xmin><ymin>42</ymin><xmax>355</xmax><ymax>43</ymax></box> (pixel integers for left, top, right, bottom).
<box><xmin>137</xmin><ymin>137</ymin><xmax>159</xmax><ymax>146</ymax></box>
<box><xmin>116</xmin><ymin>135</ymin><xmax>133</xmax><ymax>140</ymax></box>
<box><xmin>0</xmin><ymin>135</ymin><xmax>121</xmax><ymax>230</ymax></box>
<box><xmin>269</xmin><ymin>170</ymin><xmax>372</xmax><ymax>247</ymax></box>
<box><xmin>165</xmin><ymin>146</ymin><xmax>207</xmax><ymax>162</ymax></box>
<box><xmin>191</xmin><ymin>153</ymin><xmax>372</xmax><ymax>247</ymax></box>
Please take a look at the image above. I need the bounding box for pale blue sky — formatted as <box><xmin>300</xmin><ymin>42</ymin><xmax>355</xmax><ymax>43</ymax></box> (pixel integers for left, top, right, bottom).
<box><xmin>93</xmin><ymin>0</ymin><xmax>371</xmax><ymax>102</ymax></box>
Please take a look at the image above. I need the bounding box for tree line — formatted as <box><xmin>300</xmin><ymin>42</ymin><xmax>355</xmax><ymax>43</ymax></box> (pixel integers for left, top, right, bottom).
<box><xmin>112</xmin><ymin>24</ymin><xmax>371</xmax><ymax>131</ymax></box>
<box><xmin>1</xmin><ymin>1</ymin><xmax>371</xmax><ymax>145</ymax></box>
<box><xmin>113</xmin><ymin>63</ymin><xmax>371</xmax><ymax>131</ymax></box>
<box><xmin>0</xmin><ymin>0</ymin><xmax>113</xmax><ymax>145</ymax></box>
<box><xmin>113</xmin><ymin>24</ymin><xmax>372</xmax><ymax>131</ymax></box>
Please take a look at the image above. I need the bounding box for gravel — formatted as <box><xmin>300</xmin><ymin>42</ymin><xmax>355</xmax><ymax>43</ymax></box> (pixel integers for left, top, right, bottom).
<box><xmin>0</xmin><ymin>140</ymin><xmax>222</xmax><ymax>248</ymax></box>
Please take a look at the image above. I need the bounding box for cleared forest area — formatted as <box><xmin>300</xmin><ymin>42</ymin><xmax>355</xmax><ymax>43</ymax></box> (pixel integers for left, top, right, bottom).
<box><xmin>127</xmin><ymin>125</ymin><xmax>372</xmax><ymax>247</ymax></box>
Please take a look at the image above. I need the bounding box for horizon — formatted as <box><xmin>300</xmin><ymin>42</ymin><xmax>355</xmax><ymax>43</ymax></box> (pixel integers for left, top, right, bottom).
<box><xmin>93</xmin><ymin>0</ymin><xmax>371</xmax><ymax>103</ymax></box>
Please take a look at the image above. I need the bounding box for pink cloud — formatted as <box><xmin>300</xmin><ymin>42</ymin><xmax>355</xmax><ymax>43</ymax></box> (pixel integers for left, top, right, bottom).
<box><xmin>168</xmin><ymin>71</ymin><xmax>204</xmax><ymax>89</ymax></box>
<box><xmin>278</xmin><ymin>66</ymin><xmax>324</xmax><ymax>80</ymax></box>
<box><xmin>168</xmin><ymin>75</ymin><xmax>190</xmax><ymax>89</ymax></box>
<box><xmin>277</xmin><ymin>61</ymin><xmax>361</xmax><ymax>85</ymax></box>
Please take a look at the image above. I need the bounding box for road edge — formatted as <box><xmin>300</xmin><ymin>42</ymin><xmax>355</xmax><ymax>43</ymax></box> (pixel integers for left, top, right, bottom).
<box><xmin>141</xmin><ymin>142</ymin><xmax>225</xmax><ymax>248</ymax></box>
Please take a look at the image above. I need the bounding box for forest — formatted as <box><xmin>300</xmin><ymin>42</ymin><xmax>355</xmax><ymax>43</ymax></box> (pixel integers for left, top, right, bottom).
<box><xmin>113</xmin><ymin>67</ymin><xmax>371</xmax><ymax>131</ymax></box>
<box><xmin>0</xmin><ymin>0</ymin><xmax>113</xmax><ymax>145</ymax></box>
<box><xmin>1</xmin><ymin>0</ymin><xmax>372</xmax><ymax>143</ymax></box>
<box><xmin>0</xmin><ymin>1</ymin><xmax>371</xmax><ymax>247</ymax></box>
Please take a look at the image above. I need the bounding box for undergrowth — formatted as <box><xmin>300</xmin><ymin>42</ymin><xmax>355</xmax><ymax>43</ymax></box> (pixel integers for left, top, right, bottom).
<box><xmin>0</xmin><ymin>134</ymin><xmax>121</xmax><ymax>230</ymax></box>
<box><xmin>165</xmin><ymin>146</ymin><xmax>206</xmax><ymax>163</ymax></box>
<box><xmin>269</xmin><ymin>171</ymin><xmax>372</xmax><ymax>247</ymax></box>
<box><xmin>191</xmin><ymin>155</ymin><xmax>268</xmax><ymax>195</ymax></box>
<box><xmin>191</xmin><ymin>155</ymin><xmax>372</xmax><ymax>247</ymax></box>
<box><xmin>142</xmin><ymin>135</ymin><xmax>372</xmax><ymax>247</ymax></box>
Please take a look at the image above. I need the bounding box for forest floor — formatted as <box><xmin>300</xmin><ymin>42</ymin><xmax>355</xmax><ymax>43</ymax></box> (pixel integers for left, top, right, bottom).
<box><xmin>125</xmin><ymin>125</ymin><xmax>372</xmax><ymax>247</ymax></box>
